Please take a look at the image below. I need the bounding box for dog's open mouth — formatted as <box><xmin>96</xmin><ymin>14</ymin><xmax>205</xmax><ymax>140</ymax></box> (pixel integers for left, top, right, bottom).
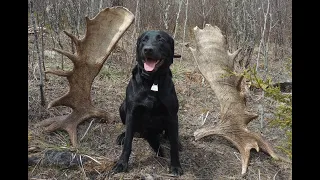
<box><xmin>144</xmin><ymin>58</ymin><xmax>163</xmax><ymax>72</ymax></box>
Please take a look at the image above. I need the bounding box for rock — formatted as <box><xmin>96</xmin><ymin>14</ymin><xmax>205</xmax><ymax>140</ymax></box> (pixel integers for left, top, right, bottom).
<box><xmin>28</xmin><ymin>149</ymin><xmax>88</xmax><ymax>169</ymax></box>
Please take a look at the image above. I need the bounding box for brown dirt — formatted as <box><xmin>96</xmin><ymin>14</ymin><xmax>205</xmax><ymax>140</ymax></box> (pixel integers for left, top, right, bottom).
<box><xmin>28</xmin><ymin>32</ymin><xmax>292</xmax><ymax>180</ymax></box>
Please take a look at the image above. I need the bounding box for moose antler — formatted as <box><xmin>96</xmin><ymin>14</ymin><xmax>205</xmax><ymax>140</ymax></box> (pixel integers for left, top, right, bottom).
<box><xmin>38</xmin><ymin>7</ymin><xmax>134</xmax><ymax>147</ymax></box>
<box><xmin>188</xmin><ymin>24</ymin><xmax>290</xmax><ymax>175</ymax></box>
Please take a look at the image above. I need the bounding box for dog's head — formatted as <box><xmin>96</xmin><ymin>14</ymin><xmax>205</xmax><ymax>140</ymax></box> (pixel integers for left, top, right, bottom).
<box><xmin>136</xmin><ymin>30</ymin><xmax>174</xmax><ymax>74</ymax></box>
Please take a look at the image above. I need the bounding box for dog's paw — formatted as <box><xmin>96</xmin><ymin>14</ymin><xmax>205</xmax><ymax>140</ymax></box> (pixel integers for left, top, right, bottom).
<box><xmin>112</xmin><ymin>160</ymin><xmax>128</xmax><ymax>173</ymax></box>
<box><xmin>116</xmin><ymin>132</ymin><xmax>125</xmax><ymax>145</ymax></box>
<box><xmin>170</xmin><ymin>165</ymin><xmax>184</xmax><ymax>176</ymax></box>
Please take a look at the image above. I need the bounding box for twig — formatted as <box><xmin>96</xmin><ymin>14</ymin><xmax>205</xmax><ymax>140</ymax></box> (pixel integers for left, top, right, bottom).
<box><xmin>273</xmin><ymin>169</ymin><xmax>280</xmax><ymax>180</ymax></box>
<box><xmin>53</xmin><ymin>132</ymin><xmax>68</xmax><ymax>146</ymax></box>
<box><xmin>79</xmin><ymin>155</ymin><xmax>87</xmax><ymax>178</ymax></box>
<box><xmin>258</xmin><ymin>169</ymin><xmax>261</xmax><ymax>180</ymax></box>
<box><xmin>233</xmin><ymin>152</ymin><xmax>241</xmax><ymax>161</ymax></box>
<box><xmin>82</xmin><ymin>154</ymin><xmax>102</xmax><ymax>165</ymax></box>
<box><xmin>153</xmin><ymin>157</ymin><xmax>164</xmax><ymax>168</ymax></box>
<box><xmin>259</xmin><ymin>99</ymin><xmax>264</xmax><ymax>130</ymax></box>
<box><xmin>31</xmin><ymin>155</ymin><xmax>44</xmax><ymax>175</ymax></box>
<box><xmin>203</xmin><ymin>111</ymin><xmax>209</xmax><ymax>125</ymax></box>
<box><xmin>94</xmin><ymin>168</ymin><xmax>101</xmax><ymax>175</ymax></box>
<box><xmin>160</xmin><ymin>173</ymin><xmax>178</xmax><ymax>178</ymax></box>
<box><xmin>80</xmin><ymin>119</ymin><xmax>96</xmax><ymax>141</ymax></box>
<box><xmin>198</xmin><ymin>113</ymin><xmax>204</xmax><ymax>124</ymax></box>
<box><xmin>255</xmin><ymin>0</ymin><xmax>270</xmax><ymax>72</ymax></box>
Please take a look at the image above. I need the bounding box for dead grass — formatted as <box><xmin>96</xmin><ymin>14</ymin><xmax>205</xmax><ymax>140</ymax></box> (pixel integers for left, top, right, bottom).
<box><xmin>28</xmin><ymin>33</ymin><xmax>292</xmax><ymax>180</ymax></box>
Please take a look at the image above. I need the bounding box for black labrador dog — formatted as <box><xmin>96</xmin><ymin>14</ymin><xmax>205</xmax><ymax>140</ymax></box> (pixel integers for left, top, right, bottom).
<box><xmin>111</xmin><ymin>30</ymin><xmax>183</xmax><ymax>176</ymax></box>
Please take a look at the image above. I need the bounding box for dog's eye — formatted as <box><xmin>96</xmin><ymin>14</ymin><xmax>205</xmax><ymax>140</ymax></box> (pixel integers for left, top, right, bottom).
<box><xmin>158</xmin><ymin>38</ymin><xmax>166</xmax><ymax>42</ymax></box>
<box><xmin>156</xmin><ymin>34</ymin><xmax>165</xmax><ymax>42</ymax></box>
<box><xmin>142</xmin><ymin>36</ymin><xmax>149</xmax><ymax>42</ymax></box>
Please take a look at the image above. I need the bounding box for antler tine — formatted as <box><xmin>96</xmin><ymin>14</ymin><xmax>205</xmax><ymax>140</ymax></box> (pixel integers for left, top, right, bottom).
<box><xmin>45</xmin><ymin>69</ymin><xmax>72</xmax><ymax>77</ymax></box>
<box><xmin>52</xmin><ymin>48</ymin><xmax>78</xmax><ymax>64</ymax></box>
<box><xmin>63</xmin><ymin>30</ymin><xmax>80</xmax><ymax>46</ymax></box>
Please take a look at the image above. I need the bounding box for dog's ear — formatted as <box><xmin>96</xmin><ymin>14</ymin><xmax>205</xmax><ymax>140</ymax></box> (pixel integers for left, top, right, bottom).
<box><xmin>136</xmin><ymin>32</ymin><xmax>148</xmax><ymax>60</ymax></box>
<box><xmin>136</xmin><ymin>34</ymin><xmax>143</xmax><ymax>47</ymax></box>
<box><xmin>170</xmin><ymin>36</ymin><xmax>175</xmax><ymax>54</ymax></box>
<box><xmin>136</xmin><ymin>31</ymin><xmax>147</xmax><ymax>47</ymax></box>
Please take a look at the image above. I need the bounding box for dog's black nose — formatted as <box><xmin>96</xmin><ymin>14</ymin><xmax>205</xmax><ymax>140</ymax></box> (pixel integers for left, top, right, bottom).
<box><xmin>143</xmin><ymin>46</ymin><xmax>153</xmax><ymax>55</ymax></box>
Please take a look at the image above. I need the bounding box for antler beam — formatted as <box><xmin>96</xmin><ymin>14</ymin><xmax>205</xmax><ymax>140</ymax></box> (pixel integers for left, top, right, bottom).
<box><xmin>188</xmin><ymin>24</ymin><xmax>289</xmax><ymax>175</ymax></box>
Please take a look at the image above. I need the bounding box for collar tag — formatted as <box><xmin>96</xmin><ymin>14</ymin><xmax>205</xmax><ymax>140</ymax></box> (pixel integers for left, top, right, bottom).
<box><xmin>151</xmin><ymin>84</ymin><xmax>158</xmax><ymax>91</ymax></box>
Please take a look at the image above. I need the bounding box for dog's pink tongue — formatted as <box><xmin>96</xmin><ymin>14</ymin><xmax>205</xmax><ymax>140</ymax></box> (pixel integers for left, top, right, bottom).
<box><xmin>144</xmin><ymin>60</ymin><xmax>157</xmax><ymax>71</ymax></box>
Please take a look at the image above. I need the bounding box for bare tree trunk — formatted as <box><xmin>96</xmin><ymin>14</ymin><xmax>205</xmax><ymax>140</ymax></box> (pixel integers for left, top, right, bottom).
<box><xmin>31</xmin><ymin>42</ymin><xmax>35</xmax><ymax>68</ymax></box>
<box><xmin>230</xmin><ymin>0</ymin><xmax>235</xmax><ymax>51</ymax></box>
<box><xmin>59</xmin><ymin>48</ymin><xmax>64</xmax><ymax>69</ymax></box>
<box><xmin>67</xmin><ymin>0</ymin><xmax>75</xmax><ymax>54</ymax></box>
<box><xmin>265</xmin><ymin>13</ymin><xmax>278</xmax><ymax>70</ymax></box>
<box><xmin>67</xmin><ymin>0</ymin><xmax>81</xmax><ymax>38</ymax></box>
<box><xmin>29</xmin><ymin>0</ymin><xmax>46</xmax><ymax>106</ymax></box>
<box><xmin>135</xmin><ymin>0</ymin><xmax>140</xmax><ymax>34</ymax></box>
<box><xmin>48</xmin><ymin>0</ymin><xmax>65</xmax><ymax>70</ymax></box>
<box><xmin>256</xmin><ymin>0</ymin><xmax>270</xmax><ymax>72</ymax></box>
<box><xmin>256</xmin><ymin>0</ymin><xmax>271</xmax><ymax>130</ymax></box>
<box><xmin>49</xmin><ymin>30</ymin><xmax>56</xmax><ymax>48</ymax></box>
<box><xmin>163</xmin><ymin>0</ymin><xmax>170</xmax><ymax>30</ymax></box>
<box><xmin>173</xmin><ymin>0</ymin><xmax>183</xmax><ymax>39</ymax></box>
<box><xmin>201</xmin><ymin>0</ymin><xmax>205</xmax><ymax>28</ymax></box>
<box><xmin>99</xmin><ymin>0</ymin><xmax>103</xmax><ymax>10</ymax></box>
<box><xmin>180</xmin><ymin>0</ymin><xmax>188</xmax><ymax>62</ymax></box>
<box><xmin>130</xmin><ymin>0</ymin><xmax>140</xmax><ymax>71</ymax></box>
<box><xmin>90</xmin><ymin>0</ymin><xmax>94</xmax><ymax>18</ymax></box>
<box><xmin>87</xmin><ymin>0</ymin><xmax>92</xmax><ymax>18</ymax></box>
<box><xmin>76</xmin><ymin>1</ymin><xmax>81</xmax><ymax>38</ymax></box>
<box><xmin>196</xmin><ymin>0</ymin><xmax>214</xmax><ymax>29</ymax></box>
<box><xmin>40</xmin><ymin>7</ymin><xmax>47</xmax><ymax>81</ymax></box>
<box><xmin>111</xmin><ymin>0</ymin><xmax>123</xmax><ymax>6</ymax></box>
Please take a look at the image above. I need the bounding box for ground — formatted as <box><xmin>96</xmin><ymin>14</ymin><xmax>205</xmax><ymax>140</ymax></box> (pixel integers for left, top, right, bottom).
<box><xmin>28</xmin><ymin>32</ymin><xmax>292</xmax><ymax>180</ymax></box>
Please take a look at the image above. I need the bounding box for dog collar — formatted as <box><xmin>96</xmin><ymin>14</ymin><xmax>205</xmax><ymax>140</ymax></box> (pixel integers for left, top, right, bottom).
<box><xmin>141</xmin><ymin>70</ymin><xmax>153</xmax><ymax>80</ymax></box>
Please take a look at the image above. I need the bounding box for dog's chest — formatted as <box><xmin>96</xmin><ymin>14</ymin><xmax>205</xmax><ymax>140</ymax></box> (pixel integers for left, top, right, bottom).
<box><xmin>135</xmin><ymin>93</ymin><xmax>169</xmax><ymax>130</ymax></box>
<box><xmin>138</xmin><ymin>90</ymin><xmax>158</xmax><ymax>108</ymax></box>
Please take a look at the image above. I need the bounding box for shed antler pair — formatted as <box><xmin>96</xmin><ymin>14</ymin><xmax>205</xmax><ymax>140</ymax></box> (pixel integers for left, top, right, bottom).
<box><xmin>188</xmin><ymin>24</ymin><xmax>290</xmax><ymax>175</ymax></box>
<box><xmin>39</xmin><ymin>7</ymin><xmax>134</xmax><ymax>147</ymax></box>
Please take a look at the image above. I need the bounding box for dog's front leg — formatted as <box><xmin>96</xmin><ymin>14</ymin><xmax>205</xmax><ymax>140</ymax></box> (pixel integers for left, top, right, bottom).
<box><xmin>112</xmin><ymin>114</ymin><xmax>134</xmax><ymax>173</ymax></box>
<box><xmin>167</xmin><ymin>115</ymin><xmax>184</xmax><ymax>176</ymax></box>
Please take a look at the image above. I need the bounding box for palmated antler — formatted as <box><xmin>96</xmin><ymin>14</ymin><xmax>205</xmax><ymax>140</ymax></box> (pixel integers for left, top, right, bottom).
<box><xmin>39</xmin><ymin>7</ymin><xmax>134</xmax><ymax>147</ymax></box>
<box><xmin>188</xmin><ymin>24</ymin><xmax>290</xmax><ymax>175</ymax></box>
